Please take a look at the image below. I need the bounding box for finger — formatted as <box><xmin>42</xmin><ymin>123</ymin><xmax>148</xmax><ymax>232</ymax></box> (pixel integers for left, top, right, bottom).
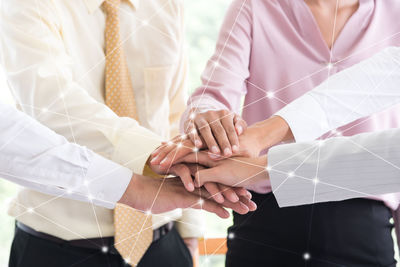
<box><xmin>239</xmin><ymin>196</ymin><xmax>257</xmax><ymax>212</ymax></box>
<box><xmin>170</xmin><ymin>164</ymin><xmax>195</xmax><ymax>192</ymax></box>
<box><xmin>233</xmin><ymin>187</ymin><xmax>252</xmax><ymax>199</ymax></box>
<box><xmin>233</xmin><ymin>114</ymin><xmax>247</xmax><ymax>135</ymax></box>
<box><xmin>151</xmin><ymin>142</ymin><xmax>169</xmax><ymax>158</ymax></box>
<box><xmin>204</xmin><ymin>183</ymin><xmax>224</xmax><ymax>203</ymax></box>
<box><xmin>150</xmin><ymin>143</ymin><xmax>175</xmax><ymax>165</ymax></box>
<box><xmin>192</xmin><ymin>198</ymin><xmax>230</xmax><ymax>219</ymax></box>
<box><xmin>186</xmin><ymin>122</ymin><xmax>203</xmax><ymax>148</ymax></box>
<box><xmin>195</xmin><ymin>117</ymin><xmax>221</xmax><ymax>158</ymax></box>
<box><xmin>159</xmin><ymin>139</ymin><xmax>196</xmax><ymax>167</ymax></box>
<box><xmin>210</xmin><ymin>120</ymin><xmax>232</xmax><ymax>157</ymax></box>
<box><xmin>177</xmin><ymin>152</ymin><xmax>216</xmax><ymax>168</ymax></box>
<box><xmin>185</xmin><ymin>163</ymin><xmax>205</xmax><ymax>177</ymax></box>
<box><xmin>221</xmin><ymin>199</ymin><xmax>249</xmax><ymax>215</ymax></box>
<box><xmin>218</xmin><ymin>184</ymin><xmax>240</xmax><ymax>203</ymax></box>
<box><xmin>221</xmin><ymin>113</ymin><xmax>240</xmax><ymax>153</ymax></box>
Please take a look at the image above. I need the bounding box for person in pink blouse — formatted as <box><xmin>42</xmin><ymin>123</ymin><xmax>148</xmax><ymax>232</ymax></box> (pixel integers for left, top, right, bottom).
<box><xmin>151</xmin><ymin>0</ymin><xmax>400</xmax><ymax>266</ymax></box>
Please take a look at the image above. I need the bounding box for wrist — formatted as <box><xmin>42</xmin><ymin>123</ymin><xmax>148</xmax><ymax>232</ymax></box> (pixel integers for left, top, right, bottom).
<box><xmin>257</xmin><ymin>116</ymin><xmax>294</xmax><ymax>149</ymax></box>
<box><xmin>118</xmin><ymin>173</ymin><xmax>141</xmax><ymax>209</ymax></box>
<box><xmin>254</xmin><ymin>156</ymin><xmax>269</xmax><ymax>182</ymax></box>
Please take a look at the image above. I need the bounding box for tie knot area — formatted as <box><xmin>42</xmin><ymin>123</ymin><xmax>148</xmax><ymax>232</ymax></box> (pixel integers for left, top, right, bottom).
<box><xmin>102</xmin><ymin>0</ymin><xmax>121</xmax><ymax>14</ymax></box>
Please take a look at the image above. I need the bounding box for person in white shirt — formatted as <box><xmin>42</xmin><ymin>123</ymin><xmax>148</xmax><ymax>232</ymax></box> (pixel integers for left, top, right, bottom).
<box><xmin>0</xmin><ymin>0</ymin><xmax>254</xmax><ymax>266</ymax></box>
<box><xmin>0</xmin><ymin>101</ymin><xmax>251</xmax><ymax>215</ymax></box>
<box><xmin>0</xmin><ymin>100</ymin><xmax>255</xmax><ymax>266</ymax></box>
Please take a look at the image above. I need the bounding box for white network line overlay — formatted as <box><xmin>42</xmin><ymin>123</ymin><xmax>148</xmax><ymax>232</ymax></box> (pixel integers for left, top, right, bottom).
<box><xmin>0</xmin><ymin>0</ymin><xmax>399</xmax><ymax>266</ymax></box>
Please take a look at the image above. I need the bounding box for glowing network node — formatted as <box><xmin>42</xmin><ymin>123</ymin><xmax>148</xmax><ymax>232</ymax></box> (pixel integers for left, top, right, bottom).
<box><xmin>228</xmin><ymin>232</ymin><xmax>235</xmax><ymax>239</ymax></box>
<box><xmin>27</xmin><ymin>207</ymin><xmax>34</xmax><ymax>213</ymax></box>
<box><xmin>318</xmin><ymin>140</ymin><xmax>325</xmax><ymax>147</ymax></box>
<box><xmin>181</xmin><ymin>134</ymin><xmax>187</xmax><ymax>140</ymax></box>
<box><xmin>192</xmin><ymin>147</ymin><xmax>199</xmax><ymax>153</ymax></box>
<box><xmin>42</xmin><ymin>108</ymin><xmax>48</xmax><ymax>113</ymax></box>
<box><xmin>87</xmin><ymin>194</ymin><xmax>93</xmax><ymax>200</ymax></box>
<box><xmin>101</xmin><ymin>246</ymin><xmax>108</xmax><ymax>253</ymax></box>
<box><xmin>267</xmin><ymin>92</ymin><xmax>275</xmax><ymax>99</ymax></box>
<box><xmin>288</xmin><ymin>171</ymin><xmax>295</xmax><ymax>177</ymax></box>
<box><xmin>214</xmin><ymin>61</ymin><xmax>219</xmax><ymax>67</ymax></box>
<box><xmin>198</xmin><ymin>199</ymin><xmax>204</xmax><ymax>205</ymax></box>
<box><xmin>327</xmin><ymin>63</ymin><xmax>334</xmax><ymax>69</ymax></box>
<box><xmin>303</xmin><ymin>252</ymin><xmax>311</xmax><ymax>260</ymax></box>
<box><xmin>266</xmin><ymin>166</ymin><xmax>272</xmax><ymax>172</ymax></box>
<box><xmin>190</xmin><ymin>113</ymin><xmax>196</xmax><ymax>120</ymax></box>
<box><xmin>146</xmin><ymin>210</ymin><xmax>152</xmax><ymax>216</ymax></box>
<box><xmin>177</xmin><ymin>143</ymin><xmax>183</xmax><ymax>148</ymax></box>
<box><xmin>167</xmin><ymin>141</ymin><xmax>173</xmax><ymax>146</ymax></box>
<box><xmin>313</xmin><ymin>178</ymin><xmax>319</xmax><ymax>184</ymax></box>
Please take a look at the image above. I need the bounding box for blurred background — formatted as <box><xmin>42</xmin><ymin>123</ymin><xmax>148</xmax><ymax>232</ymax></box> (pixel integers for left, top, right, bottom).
<box><xmin>0</xmin><ymin>0</ymin><xmax>231</xmax><ymax>266</ymax></box>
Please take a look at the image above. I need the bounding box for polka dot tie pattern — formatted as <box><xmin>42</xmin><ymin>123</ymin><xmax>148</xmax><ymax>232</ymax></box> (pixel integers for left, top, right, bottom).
<box><xmin>102</xmin><ymin>0</ymin><xmax>153</xmax><ymax>265</ymax></box>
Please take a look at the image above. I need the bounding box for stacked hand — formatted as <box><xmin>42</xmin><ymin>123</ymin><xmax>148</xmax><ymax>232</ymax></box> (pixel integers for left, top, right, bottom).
<box><xmin>150</xmin><ymin>110</ymin><xmax>294</xmax><ymax>191</ymax></box>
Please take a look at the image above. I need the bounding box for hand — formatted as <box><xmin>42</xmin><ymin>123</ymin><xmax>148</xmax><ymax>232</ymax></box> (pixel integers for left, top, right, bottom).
<box><xmin>183</xmin><ymin>238</ymin><xmax>199</xmax><ymax>265</ymax></box>
<box><xmin>118</xmin><ymin>174</ymin><xmax>257</xmax><ymax>218</ymax></box>
<box><xmin>184</xmin><ymin>109</ymin><xmax>247</xmax><ymax>157</ymax></box>
<box><xmin>178</xmin><ymin>152</ymin><xmax>269</xmax><ymax>188</ymax></box>
<box><xmin>150</xmin><ymin>116</ymin><xmax>292</xmax><ymax>169</ymax></box>
<box><xmin>150</xmin><ymin>159</ymin><xmax>255</xmax><ymax>210</ymax></box>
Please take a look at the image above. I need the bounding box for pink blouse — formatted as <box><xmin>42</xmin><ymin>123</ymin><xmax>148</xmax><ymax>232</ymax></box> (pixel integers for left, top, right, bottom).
<box><xmin>183</xmin><ymin>0</ymin><xmax>400</xmax><ymax>209</ymax></box>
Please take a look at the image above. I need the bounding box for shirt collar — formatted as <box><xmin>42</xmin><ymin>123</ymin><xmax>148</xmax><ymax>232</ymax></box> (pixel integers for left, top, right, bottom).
<box><xmin>84</xmin><ymin>0</ymin><xmax>139</xmax><ymax>14</ymax></box>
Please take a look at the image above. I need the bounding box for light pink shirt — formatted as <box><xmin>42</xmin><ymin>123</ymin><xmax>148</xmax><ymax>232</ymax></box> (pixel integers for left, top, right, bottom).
<box><xmin>182</xmin><ymin>0</ymin><xmax>400</xmax><ymax>209</ymax></box>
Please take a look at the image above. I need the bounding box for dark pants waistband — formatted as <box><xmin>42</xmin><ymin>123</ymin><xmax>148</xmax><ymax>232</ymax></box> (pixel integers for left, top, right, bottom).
<box><xmin>16</xmin><ymin>221</ymin><xmax>174</xmax><ymax>254</ymax></box>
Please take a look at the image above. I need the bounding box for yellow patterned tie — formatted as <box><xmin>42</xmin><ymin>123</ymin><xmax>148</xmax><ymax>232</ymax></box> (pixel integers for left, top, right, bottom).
<box><xmin>103</xmin><ymin>0</ymin><xmax>153</xmax><ymax>265</ymax></box>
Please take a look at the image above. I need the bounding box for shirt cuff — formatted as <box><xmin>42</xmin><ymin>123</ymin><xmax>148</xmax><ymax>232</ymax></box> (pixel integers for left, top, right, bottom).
<box><xmin>112</xmin><ymin>120</ymin><xmax>162</xmax><ymax>175</ymax></box>
<box><xmin>85</xmin><ymin>151</ymin><xmax>133</xmax><ymax>209</ymax></box>
<box><xmin>268</xmin><ymin>142</ymin><xmax>318</xmax><ymax>208</ymax></box>
<box><xmin>175</xmin><ymin>209</ymin><xmax>205</xmax><ymax>238</ymax></box>
<box><xmin>274</xmin><ymin>94</ymin><xmax>330</xmax><ymax>142</ymax></box>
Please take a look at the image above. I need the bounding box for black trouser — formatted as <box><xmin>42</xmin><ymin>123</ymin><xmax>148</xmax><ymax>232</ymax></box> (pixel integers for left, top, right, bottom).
<box><xmin>226</xmin><ymin>193</ymin><xmax>396</xmax><ymax>267</ymax></box>
<box><xmin>9</xmin><ymin>226</ymin><xmax>192</xmax><ymax>267</ymax></box>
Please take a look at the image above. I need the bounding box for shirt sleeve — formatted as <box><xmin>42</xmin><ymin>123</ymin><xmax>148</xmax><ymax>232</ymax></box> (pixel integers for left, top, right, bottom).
<box><xmin>268</xmin><ymin>128</ymin><xmax>400</xmax><ymax>207</ymax></box>
<box><xmin>0</xmin><ymin>102</ymin><xmax>132</xmax><ymax>209</ymax></box>
<box><xmin>0</xmin><ymin>0</ymin><xmax>161</xmax><ymax>176</ymax></box>
<box><xmin>275</xmin><ymin>47</ymin><xmax>400</xmax><ymax>142</ymax></box>
<box><xmin>180</xmin><ymin>0</ymin><xmax>253</xmax><ymax>131</ymax></box>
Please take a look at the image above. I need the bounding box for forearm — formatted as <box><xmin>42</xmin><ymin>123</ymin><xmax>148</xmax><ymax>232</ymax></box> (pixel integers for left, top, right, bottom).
<box><xmin>268</xmin><ymin>128</ymin><xmax>400</xmax><ymax>207</ymax></box>
<box><xmin>275</xmin><ymin>46</ymin><xmax>400</xmax><ymax>142</ymax></box>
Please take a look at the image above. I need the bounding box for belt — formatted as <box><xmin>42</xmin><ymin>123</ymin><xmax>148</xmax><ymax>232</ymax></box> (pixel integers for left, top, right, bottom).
<box><xmin>16</xmin><ymin>221</ymin><xmax>174</xmax><ymax>255</ymax></box>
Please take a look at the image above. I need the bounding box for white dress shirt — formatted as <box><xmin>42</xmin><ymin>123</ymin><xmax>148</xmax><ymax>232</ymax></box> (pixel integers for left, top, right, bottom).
<box><xmin>0</xmin><ymin>102</ymin><xmax>132</xmax><ymax>209</ymax></box>
<box><xmin>270</xmin><ymin>47</ymin><xmax>400</xmax><ymax>207</ymax></box>
<box><xmin>0</xmin><ymin>0</ymin><xmax>202</xmax><ymax>240</ymax></box>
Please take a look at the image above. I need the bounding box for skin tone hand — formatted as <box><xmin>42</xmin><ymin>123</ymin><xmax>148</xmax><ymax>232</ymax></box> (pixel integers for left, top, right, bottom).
<box><xmin>177</xmin><ymin>152</ymin><xmax>269</xmax><ymax>188</ymax></box>
<box><xmin>118</xmin><ymin>174</ymin><xmax>256</xmax><ymax>218</ymax></box>
<box><xmin>151</xmin><ymin>115</ymin><xmax>293</xmax><ymax>167</ymax></box>
<box><xmin>149</xmin><ymin>154</ymin><xmax>255</xmax><ymax>207</ymax></box>
<box><xmin>184</xmin><ymin>108</ymin><xmax>248</xmax><ymax>157</ymax></box>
